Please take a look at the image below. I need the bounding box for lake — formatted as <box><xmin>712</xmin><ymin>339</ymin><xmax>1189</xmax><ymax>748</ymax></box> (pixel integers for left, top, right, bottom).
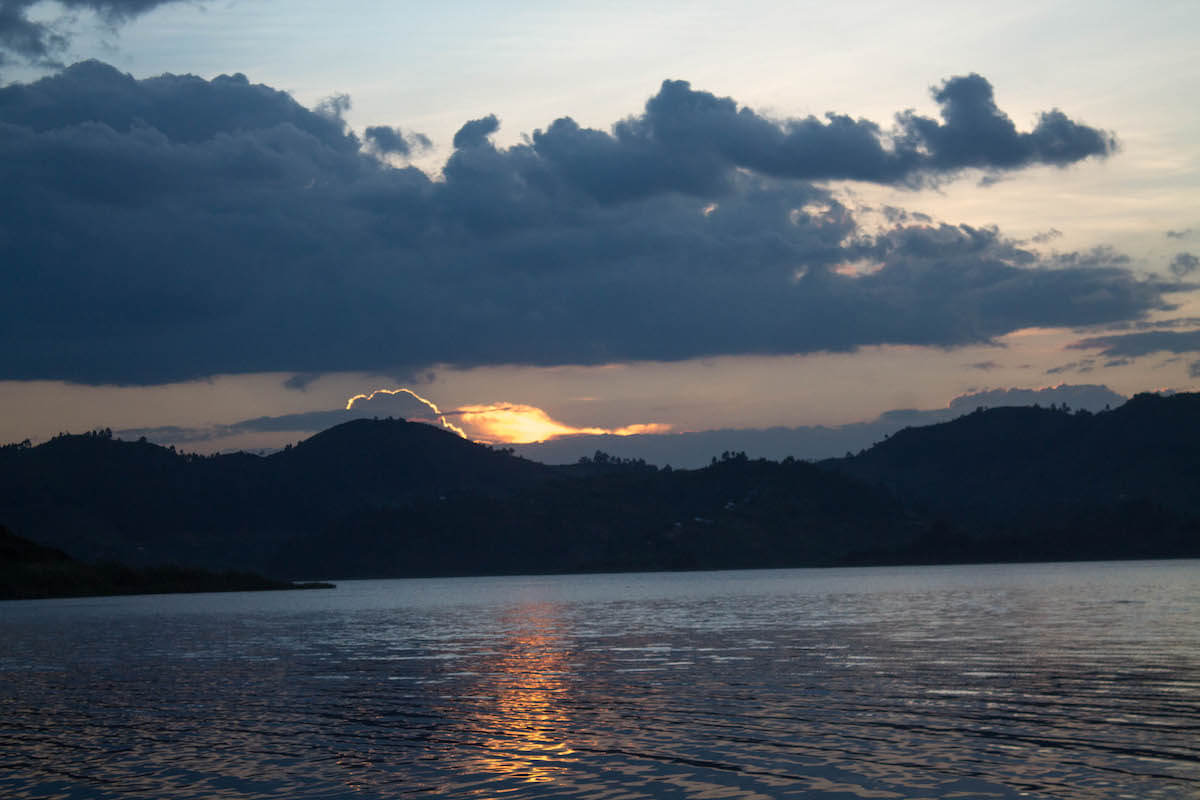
<box><xmin>1</xmin><ymin>561</ymin><xmax>1198</xmax><ymax>799</ymax></box>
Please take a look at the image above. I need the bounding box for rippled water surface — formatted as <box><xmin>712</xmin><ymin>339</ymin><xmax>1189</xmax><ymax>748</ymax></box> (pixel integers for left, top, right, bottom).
<box><xmin>2</xmin><ymin>561</ymin><xmax>1198</xmax><ymax>799</ymax></box>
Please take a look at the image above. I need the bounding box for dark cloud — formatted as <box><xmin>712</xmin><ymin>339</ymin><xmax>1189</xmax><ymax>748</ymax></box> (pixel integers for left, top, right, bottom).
<box><xmin>0</xmin><ymin>0</ymin><xmax>192</xmax><ymax>65</ymax></box>
<box><xmin>897</xmin><ymin>75</ymin><xmax>1115</xmax><ymax>172</ymax></box>
<box><xmin>1031</xmin><ymin>228</ymin><xmax>1062</xmax><ymax>244</ymax></box>
<box><xmin>452</xmin><ymin>114</ymin><xmax>499</xmax><ymax>149</ymax></box>
<box><xmin>1094</xmin><ymin>315</ymin><xmax>1200</xmax><ymax>333</ymax></box>
<box><xmin>1069</xmin><ymin>329</ymin><xmax>1200</xmax><ymax>359</ymax></box>
<box><xmin>283</xmin><ymin>373</ymin><xmax>321</xmax><ymax>391</ymax></box>
<box><xmin>528</xmin><ymin>74</ymin><xmax>1113</xmax><ymax>201</ymax></box>
<box><xmin>881</xmin><ymin>206</ymin><xmax>932</xmax><ymax>225</ymax></box>
<box><xmin>363</xmin><ymin>124</ymin><xmax>430</xmax><ymax>158</ymax></box>
<box><xmin>1166</xmin><ymin>229</ymin><xmax>1192</xmax><ymax>239</ymax></box>
<box><xmin>946</xmin><ymin>384</ymin><xmax>1123</xmax><ymax>411</ymax></box>
<box><xmin>314</xmin><ymin>92</ymin><xmax>351</xmax><ymax>120</ymax></box>
<box><xmin>1190</xmin><ymin>360</ymin><xmax>1200</xmax><ymax>379</ymax></box>
<box><xmin>967</xmin><ymin>361</ymin><xmax>1000</xmax><ymax>370</ymax></box>
<box><xmin>1046</xmin><ymin>359</ymin><xmax>1095</xmax><ymax>375</ymax></box>
<box><xmin>1170</xmin><ymin>252</ymin><xmax>1198</xmax><ymax>278</ymax></box>
<box><xmin>0</xmin><ymin>63</ymin><xmax>1171</xmax><ymax>385</ymax></box>
<box><xmin>514</xmin><ymin>384</ymin><xmax>1127</xmax><ymax>466</ymax></box>
<box><xmin>120</xmin><ymin>390</ymin><xmax>440</xmax><ymax>444</ymax></box>
<box><xmin>119</xmin><ymin>383</ymin><xmax>1128</xmax><ymax>465</ymax></box>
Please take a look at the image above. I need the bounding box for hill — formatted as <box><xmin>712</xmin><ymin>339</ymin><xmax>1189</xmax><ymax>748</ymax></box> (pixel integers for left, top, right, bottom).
<box><xmin>2</xmin><ymin>395</ymin><xmax>1198</xmax><ymax>579</ymax></box>
<box><xmin>0</xmin><ymin>417</ymin><xmax>552</xmax><ymax>572</ymax></box>
<box><xmin>827</xmin><ymin>392</ymin><xmax>1200</xmax><ymax>562</ymax></box>
<box><xmin>0</xmin><ymin>419</ymin><xmax>919</xmax><ymax>578</ymax></box>
<box><xmin>0</xmin><ymin>524</ymin><xmax>331</xmax><ymax>600</ymax></box>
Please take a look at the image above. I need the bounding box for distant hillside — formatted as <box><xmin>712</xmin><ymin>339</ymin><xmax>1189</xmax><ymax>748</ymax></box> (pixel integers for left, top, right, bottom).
<box><xmin>0</xmin><ymin>524</ymin><xmax>331</xmax><ymax>600</ymax></box>
<box><xmin>0</xmin><ymin>418</ymin><xmax>552</xmax><ymax>572</ymax></box>
<box><xmin>828</xmin><ymin>392</ymin><xmax>1200</xmax><ymax>561</ymax></box>
<box><xmin>277</xmin><ymin>453</ymin><xmax>922</xmax><ymax>578</ymax></box>
<box><xmin>2</xmin><ymin>395</ymin><xmax>1198</xmax><ymax>580</ymax></box>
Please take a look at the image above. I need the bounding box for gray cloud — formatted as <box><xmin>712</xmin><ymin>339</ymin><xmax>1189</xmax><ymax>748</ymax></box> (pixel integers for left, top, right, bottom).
<box><xmin>1046</xmin><ymin>359</ymin><xmax>1095</xmax><ymax>375</ymax></box>
<box><xmin>452</xmin><ymin>114</ymin><xmax>499</xmax><ymax>149</ymax></box>
<box><xmin>1166</xmin><ymin>229</ymin><xmax>1192</xmax><ymax>239</ymax></box>
<box><xmin>0</xmin><ymin>62</ymin><xmax>1171</xmax><ymax>385</ymax></box>
<box><xmin>898</xmin><ymin>74</ymin><xmax>1115</xmax><ymax>172</ymax></box>
<box><xmin>528</xmin><ymin>74</ymin><xmax>1113</xmax><ymax>202</ymax></box>
<box><xmin>364</xmin><ymin>124</ymin><xmax>430</xmax><ymax>157</ymax></box>
<box><xmin>283</xmin><ymin>373</ymin><xmax>320</xmax><ymax>391</ymax></box>
<box><xmin>1069</xmin><ymin>329</ymin><xmax>1200</xmax><ymax>358</ymax></box>
<box><xmin>0</xmin><ymin>0</ymin><xmax>192</xmax><ymax>65</ymax></box>
<box><xmin>944</xmin><ymin>384</ymin><xmax>1123</xmax><ymax>412</ymax></box>
<box><xmin>118</xmin><ymin>383</ymin><xmax>1128</xmax><ymax>465</ymax></box>
<box><xmin>1094</xmin><ymin>315</ymin><xmax>1200</xmax><ymax>333</ymax></box>
<box><xmin>513</xmin><ymin>384</ymin><xmax>1127</xmax><ymax>466</ymax></box>
<box><xmin>1170</xmin><ymin>252</ymin><xmax>1198</xmax><ymax>278</ymax></box>
<box><xmin>120</xmin><ymin>391</ymin><xmax>441</xmax><ymax>444</ymax></box>
<box><xmin>1191</xmin><ymin>360</ymin><xmax>1200</xmax><ymax>379</ymax></box>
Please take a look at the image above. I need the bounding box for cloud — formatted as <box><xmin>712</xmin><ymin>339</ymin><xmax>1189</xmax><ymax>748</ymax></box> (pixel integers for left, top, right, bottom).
<box><xmin>528</xmin><ymin>74</ymin><xmax>1113</xmax><ymax>201</ymax></box>
<box><xmin>511</xmin><ymin>384</ymin><xmax>1128</xmax><ymax>466</ymax></box>
<box><xmin>449</xmin><ymin>403</ymin><xmax>669</xmax><ymax>444</ymax></box>
<box><xmin>1166</xmin><ymin>229</ymin><xmax>1192</xmax><ymax>239</ymax></box>
<box><xmin>1046</xmin><ymin>359</ymin><xmax>1095</xmax><ymax>375</ymax></box>
<box><xmin>115</xmin><ymin>383</ymin><xmax>1127</xmax><ymax>467</ymax></box>
<box><xmin>897</xmin><ymin>74</ymin><xmax>1115</xmax><ymax>173</ymax></box>
<box><xmin>0</xmin><ymin>0</ymin><xmax>194</xmax><ymax>65</ymax></box>
<box><xmin>967</xmin><ymin>361</ymin><xmax>1001</xmax><ymax>370</ymax></box>
<box><xmin>1069</xmin><ymin>329</ymin><xmax>1200</xmax><ymax>357</ymax></box>
<box><xmin>344</xmin><ymin>387</ymin><xmax>465</xmax><ymax>435</ymax></box>
<box><xmin>1092</xmin><ymin>315</ymin><xmax>1200</xmax><ymax>332</ymax></box>
<box><xmin>0</xmin><ymin>62</ymin><xmax>1171</xmax><ymax>385</ymax></box>
<box><xmin>1191</xmin><ymin>360</ymin><xmax>1200</xmax><ymax>379</ymax></box>
<box><xmin>1170</xmin><ymin>252</ymin><xmax>1198</xmax><ymax>278</ymax></box>
<box><xmin>452</xmin><ymin>114</ymin><xmax>499</xmax><ymax>149</ymax></box>
<box><xmin>119</xmin><ymin>386</ymin><xmax>667</xmax><ymax>446</ymax></box>
<box><xmin>363</xmin><ymin>124</ymin><xmax>430</xmax><ymax>158</ymax></box>
<box><xmin>944</xmin><ymin>383</ymin><xmax>1123</xmax><ymax>412</ymax></box>
<box><xmin>283</xmin><ymin>373</ymin><xmax>320</xmax><ymax>391</ymax></box>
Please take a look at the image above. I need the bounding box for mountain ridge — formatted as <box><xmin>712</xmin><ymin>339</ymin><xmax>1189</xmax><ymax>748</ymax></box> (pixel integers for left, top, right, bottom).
<box><xmin>2</xmin><ymin>393</ymin><xmax>1197</xmax><ymax>580</ymax></box>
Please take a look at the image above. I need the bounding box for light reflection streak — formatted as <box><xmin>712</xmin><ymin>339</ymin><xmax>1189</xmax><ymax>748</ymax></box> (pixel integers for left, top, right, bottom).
<box><xmin>455</xmin><ymin>603</ymin><xmax>577</xmax><ymax>788</ymax></box>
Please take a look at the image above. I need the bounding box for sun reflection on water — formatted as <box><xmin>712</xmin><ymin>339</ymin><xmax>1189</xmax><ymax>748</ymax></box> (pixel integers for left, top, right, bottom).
<box><xmin>458</xmin><ymin>603</ymin><xmax>577</xmax><ymax>787</ymax></box>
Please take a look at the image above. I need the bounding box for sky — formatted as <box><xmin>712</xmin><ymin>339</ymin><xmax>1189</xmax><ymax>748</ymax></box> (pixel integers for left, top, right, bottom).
<box><xmin>2</xmin><ymin>0</ymin><xmax>1198</xmax><ymax>464</ymax></box>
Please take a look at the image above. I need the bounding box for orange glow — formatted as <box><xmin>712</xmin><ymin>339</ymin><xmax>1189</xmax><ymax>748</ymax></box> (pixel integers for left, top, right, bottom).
<box><xmin>832</xmin><ymin>258</ymin><xmax>883</xmax><ymax>277</ymax></box>
<box><xmin>461</xmin><ymin>604</ymin><xmax>575</xmax><ymax>787</ymax></box>
<box><xmin>454</xmin><ymin>402</ymin><xmax>670</xmax><ymax>444</ymax></box>
<box><xmin>345</xmin><ymin>388</ymin><xmax>670</xmax><ymax>445</ymax></box>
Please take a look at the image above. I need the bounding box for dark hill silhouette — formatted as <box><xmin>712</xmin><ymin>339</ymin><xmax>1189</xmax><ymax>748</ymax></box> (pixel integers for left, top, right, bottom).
<box><xmin>267</xmin><ymin>417</ymin><xmax>551</xmax><ymax>512</ymax></box>
<box><xmin>0</xmin><ymin>523</ymin><xmax>331</xmax><ymax>600</ymax></box>
<box><xmin>2</xmin><ymin>394</ymin><xmax>1197</xmax><ymax>579</ymax></box>
<box><xmin>278</xmin><ymin>452</ymin><xmax>922</xmax><ymax>577</ymax></box>
<box><xmin>0</xmin><ymin>418</ymin><xmax>552</xmax><ymax>571</ymax></box>
<box><xmin>828</xmin><ymin>392</ymin><xmax>1200</xmax><ymax>561</ymax></box>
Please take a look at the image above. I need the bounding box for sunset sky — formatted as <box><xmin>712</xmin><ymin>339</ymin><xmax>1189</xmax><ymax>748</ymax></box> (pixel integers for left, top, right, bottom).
<box><xmin>2</xmin><ymin>0</ymin><xmax>1198</xmax><ymax>463</ymax></box>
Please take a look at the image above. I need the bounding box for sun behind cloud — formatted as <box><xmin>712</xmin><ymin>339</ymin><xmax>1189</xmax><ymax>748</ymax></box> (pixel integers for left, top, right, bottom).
<box><xmin>346</xmin><ymin>389</ymin><xmax>670</xmax><ymax>445</ymax></box>
<box><xmin>454</xmin><ymin>403</ymin><xmax>670</xmax><ymax>444</ymax></box>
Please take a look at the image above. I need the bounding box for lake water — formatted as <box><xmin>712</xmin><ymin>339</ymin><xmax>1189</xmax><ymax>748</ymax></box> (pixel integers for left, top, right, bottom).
<box><xmin>1</xmin><ymin>561</ymin><xmax>1198</xmax><ymax>799</ymax></box>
